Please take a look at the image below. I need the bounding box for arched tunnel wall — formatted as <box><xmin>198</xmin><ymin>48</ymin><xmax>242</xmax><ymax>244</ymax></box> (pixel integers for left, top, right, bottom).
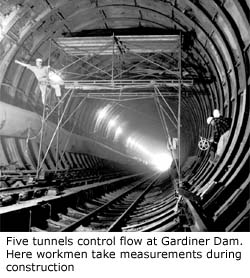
<box><xmin>0</xmin><ymin>1</ymin><xmax>249</xmax><ymax>229</ymax></box>
<box><xmin>0</xmin><ymin>100</ymin><xmax>139</xmax><ymax>171</ymax></box>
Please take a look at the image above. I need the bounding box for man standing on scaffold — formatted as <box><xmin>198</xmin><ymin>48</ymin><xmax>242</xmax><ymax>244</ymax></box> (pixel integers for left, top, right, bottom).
<box><xmin>15</xmin><ymin>58</ymin><xmax>63</xmax><ymax>107</ymax></box>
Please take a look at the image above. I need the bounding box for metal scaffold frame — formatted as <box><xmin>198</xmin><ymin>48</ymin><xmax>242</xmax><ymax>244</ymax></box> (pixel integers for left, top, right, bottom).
<box><xmin>152</xmin><ymin>34</ymin><xmax>182</xmax><ymax>184</ymax></box>
<box><xmin>36</xmin><ymin>34</ymin><xmax>185</xmax><ymax>181</ymax></box>
<box><xmin>54</xmin><ymin>34</ymin><xmax>192</xmax><ymax>99</ymax></box>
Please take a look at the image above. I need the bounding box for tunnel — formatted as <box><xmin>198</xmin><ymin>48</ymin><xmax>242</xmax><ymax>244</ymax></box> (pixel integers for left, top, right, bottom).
<box><xmin>0</xmin><ymin>0</ymin><xmax>249</xmax><ymax>232</ymax></box>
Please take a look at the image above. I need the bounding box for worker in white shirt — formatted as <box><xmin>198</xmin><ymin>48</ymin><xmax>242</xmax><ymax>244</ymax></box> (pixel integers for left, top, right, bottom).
<box><xmin>15</xmin><ymin>58</ymin><xmax>63</xmax><ymax>105</ymax></box>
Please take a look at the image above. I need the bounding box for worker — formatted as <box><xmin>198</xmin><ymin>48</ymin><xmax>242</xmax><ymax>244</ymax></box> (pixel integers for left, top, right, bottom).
<box><xmin>207</xmin><ymin>109</ymin><xmax>231</xmax><ymax>163</ymax></box>
<box><xmin>15</xmin><ymin>58</ymin><xmax>63</xmax><ymax>106</ymax></box>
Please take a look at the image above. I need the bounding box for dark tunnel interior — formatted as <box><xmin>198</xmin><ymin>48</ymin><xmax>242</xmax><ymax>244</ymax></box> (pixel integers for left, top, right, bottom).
<box><xmin>0</xmin><ymin>0</ymin><xmax>249</xmax><ymax>232</ymax></box>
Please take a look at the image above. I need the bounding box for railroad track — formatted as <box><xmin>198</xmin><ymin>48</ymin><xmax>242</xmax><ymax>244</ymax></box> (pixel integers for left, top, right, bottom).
<box><xmin>0</xmin><ymin>170</ymin><xmax>130</xmax><ymax>207</ymax></box>
<box><xmin>30</xmin><ymin>174</ymin><xmax>180</xmax><ymax>232</ymax></box>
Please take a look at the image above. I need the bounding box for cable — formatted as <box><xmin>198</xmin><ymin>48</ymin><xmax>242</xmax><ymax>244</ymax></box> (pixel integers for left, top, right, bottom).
<box><xmin>37</xmin><ymin>89</ymin><xmax>74</xmax><ymax>173</ymax></box>
<box><xmin>36</xmin><ymin>97</ymin><xmax>47</xmax><ymax>178</ymax></box>
<box><xmin>55</xmin><ymin>102</ymin><xmax>60</xmax><ymax>172</ymax></box>
<box><xmin>154</xmin><ymin>85</ymin><xmax>178</xmax><ymax>123</ymax></box>
<box><xmin>36</xmin><ymin>39</ymin><xmax>52</xmax><ymax>178</ymax></box>
<box><xmin>154</xmin><ymin>94</ymin><xmax>180</xmax><ymax>177</ymax></box>
<box><xmin>177</xmin><ymin>33</ymin><xmax>182</xmax><ymax>185</ymax></box>
<box><xmin>58</xmin><ymin>97</ymin><xmax>86</xmax><ymax>165</ymax></box>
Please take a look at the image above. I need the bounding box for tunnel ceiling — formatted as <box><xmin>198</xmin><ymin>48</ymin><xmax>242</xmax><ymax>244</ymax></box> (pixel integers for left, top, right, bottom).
<box><xmin>0</xmin><ymin>0</ymin><xmax>249</xmax><ymax>165</ymax></box>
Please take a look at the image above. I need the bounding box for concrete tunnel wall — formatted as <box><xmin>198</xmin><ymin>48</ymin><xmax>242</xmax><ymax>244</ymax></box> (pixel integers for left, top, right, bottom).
<box><xmin>0</xmin><ymin>1</ymin><xmax>249</xmax><ymax>180</ymax></box>
<box><xmin>0</xmin><ymin>100</ymin><xmax>138</xmax><ymax>170</ymax></box>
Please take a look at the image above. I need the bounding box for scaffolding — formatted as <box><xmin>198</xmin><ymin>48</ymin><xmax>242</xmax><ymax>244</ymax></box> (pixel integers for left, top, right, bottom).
<box><xmin>35</xmin><ymin>34</ymin><xmax>188</xmax><ymax>183</ymax></box>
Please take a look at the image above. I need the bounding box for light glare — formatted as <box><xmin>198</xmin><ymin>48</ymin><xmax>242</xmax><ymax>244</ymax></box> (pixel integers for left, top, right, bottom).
<box><xmin>97</xmin><ymin>108</ymin><xmax>108</xmax><ymax>120</ymax></box>
<box><xmin>49</xmin><ymin>71</ymin><xmax>63</xmax><ymax>84</ymax></box>
<box><xmin>152</xmin><ymin>153</ymin><xmax>173</xmax><ymax>172</ymax></box>
<box><xmin>108</xmin><ymin>119</ymin><xmax>117</xmax><ymax>128</ymax></box>
<box><xmin>115</xmin><ymin>127</ymin><xmax>123</xmax><ymax>136</ymax></box>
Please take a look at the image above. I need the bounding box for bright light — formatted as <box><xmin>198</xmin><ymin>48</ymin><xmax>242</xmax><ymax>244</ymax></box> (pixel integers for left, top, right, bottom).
<box><xmin>126</xmin><ymin>137</ymin><xmax>135</xmax><ymax>148</ymax></box>
<box><xmin>49</xmin><ymin>71</ymin><xmax>64</xmax><ymax>84</ymax></box>
<box><xmin>108</xmin><ymin>119</ymin><xmax>117</xmax><ymax>129</ymax></box>
<box><xmin>97</xmin><ymin>108</ymin><xmax>108</xmax><ymax>120</ymax></box>
<box><xmin>94</xmin><ymin>105</ymin><xmax>112</xmax><ymax>132</ymax></box>
<box><xmin>115</xmin><ymin>127</ymin><xmax>123</xmax><ymax>136</ymax></box>
<box><xmin>126</xmin><ymin>136</ymin><xmax>152</xmax><ymax>158</ymax></box>
<box><xmin>151</xmin><ymin>153</ymin><xmax>173</xmax><ymax>172</ymax></box>
<box><xmin>213</xmin><ymin>109</ymin><xmax>220</xmax><ymax>118</ymax></box>
<box><xmin>114</xmin><ymin>126</ymin><xmax>123</xmax><ymax>140</ymax></box>
<box><xmin>126</xmin><ymin>137</ymin><xmax>131</xmax><ymax>147</ymax></box>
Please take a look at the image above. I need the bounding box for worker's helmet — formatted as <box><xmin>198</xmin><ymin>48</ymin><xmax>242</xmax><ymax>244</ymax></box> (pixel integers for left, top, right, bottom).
<box><xmin>213</xmin><ymin>109</ymin><xmax>220</xmax><ymax>118</ymax></box>
<box><xmin>207</xmin><ymin>116</ymin><xmax>214</xmax><ymax>125</ymax></box>
<box><xmin>36</xmin><ymin>58</ymin><xmax>43</xmax><ymax>62</ymax></box>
